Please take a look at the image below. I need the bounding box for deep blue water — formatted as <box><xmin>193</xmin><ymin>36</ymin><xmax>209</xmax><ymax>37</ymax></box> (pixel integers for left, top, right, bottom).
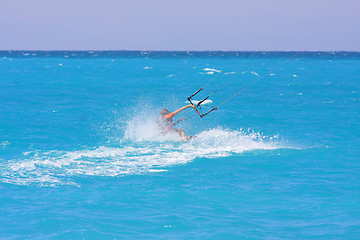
<box><xmin>1</xmin><ymin>51</ymin><xmax>359</xmax><ymax>239</ymax></box>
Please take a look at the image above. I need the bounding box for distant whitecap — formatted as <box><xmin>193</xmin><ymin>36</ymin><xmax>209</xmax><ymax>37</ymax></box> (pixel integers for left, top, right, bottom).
<box><xmin>204</xmin><ymin>68</ymin><xmax>221</xmax><ymax>73</ymax></box>
<box><xmin>251</xmin><ymin>71</ymin><xmax>260</xmax><ymax>76</ymax></box>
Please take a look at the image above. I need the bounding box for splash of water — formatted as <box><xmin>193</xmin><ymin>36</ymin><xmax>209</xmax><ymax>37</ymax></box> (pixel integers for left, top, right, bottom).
<box><xmin>0</xmin><ymin>105</ymin><xmax>288</xmax><ymax>186</ymax></box>
<box><xmin>123</xmin><ymin>110</ymin><xmax>181</xmax><ymax>142</ymax></box>
<box><xmin>0</xmin><ymin>125</ymin><xmax>285</xmax><ymax>187</ymax></box>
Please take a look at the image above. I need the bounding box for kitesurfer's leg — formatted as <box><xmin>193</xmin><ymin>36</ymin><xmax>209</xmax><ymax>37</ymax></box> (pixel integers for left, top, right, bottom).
<box><xmin>180</xmin><ymin>130</ymin><xmax>187</xmax><ymax>141</ymax></box>
<box><xmin>171</xmin><ymin>127</ymin><xmax>188</xmax><ymax>141</ymax></box>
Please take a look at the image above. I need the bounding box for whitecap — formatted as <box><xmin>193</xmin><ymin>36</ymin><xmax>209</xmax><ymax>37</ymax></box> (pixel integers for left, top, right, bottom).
<box><xmin>203</xmin><ymin>68</ymin><xmax>221</xmax><ymax>73</ymax></box>
<box><xmin>251</xmin><ymin>71</ymin><xmax>260</xmax><ymax>76</ymax></box>
<box><xmin>1</xmin><ymin>141</ymin><xmax>10</xmax><ymax>147</ymax></box>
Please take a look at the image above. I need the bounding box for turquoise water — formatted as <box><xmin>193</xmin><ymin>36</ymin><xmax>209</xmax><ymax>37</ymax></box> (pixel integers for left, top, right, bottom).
<box><xmin>1</xmin><ymin>51</ymin><xmax>359</xmax><ymax>239</ymax></box>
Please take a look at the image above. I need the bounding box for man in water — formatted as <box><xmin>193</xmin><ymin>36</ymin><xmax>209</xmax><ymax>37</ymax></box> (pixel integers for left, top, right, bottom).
<box><xmin>159</xmin><ymin>104</ymin><xmax>195</xmax><ymax>141</ymax></box>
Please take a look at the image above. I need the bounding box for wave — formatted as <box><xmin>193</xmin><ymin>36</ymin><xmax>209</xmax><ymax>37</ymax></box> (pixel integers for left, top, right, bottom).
<box><xmin>0</xmin><ymin>107</ymin><xmax>288</xmax><ymax>186</ymax></box>
<box><xmin>0</xmin><ymin>127</ymin><xmax>285</xmax><ymax>187</ymax></box>
<box><xmin>203</xmin><ymin>68</ymin><xmax>221</xmax><ymax>73</ymax></box>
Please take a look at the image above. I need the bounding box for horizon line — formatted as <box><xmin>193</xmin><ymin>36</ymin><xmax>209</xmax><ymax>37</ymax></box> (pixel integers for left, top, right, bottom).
<box><xmin>1</xmin><ymin>50</ymin><xmax>360</xmax><ymax>53</ymax></box>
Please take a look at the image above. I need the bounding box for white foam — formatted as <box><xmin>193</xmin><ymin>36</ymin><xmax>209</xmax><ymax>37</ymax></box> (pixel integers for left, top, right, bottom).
<box><xmin>1</xmin><ymin>106</ymin><xmax>289</xmax><ymax>186</ymax></box>
<box><xmin>251</xmin><ymin>71</ymin><xmax>260</xmax><ymax>76</ymax></box>
<box><xmin>242</xmin><ymin>71</ymin><xmax>260</xmax><ymax>76</ymax></box>
<box><xmin>1</xmin><ymin>127</ymin><xmax>286</xmax><ymax>187</ymax></box>
<box><xmin>1</xmin><ymin>141</ymin><xmax>10</xmax><ymax>147</ymax></box>
<box><xmin>203</xmin><ymin>68</ymin><xmax>221</xmax><ymax>73</ymax></box>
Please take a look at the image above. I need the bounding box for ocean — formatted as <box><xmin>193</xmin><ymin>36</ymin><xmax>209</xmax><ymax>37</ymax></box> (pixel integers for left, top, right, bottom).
<box><xmin>0</xmin><ymin>51</ymin><xmax>359</xmax><ymax>239</ymax></box>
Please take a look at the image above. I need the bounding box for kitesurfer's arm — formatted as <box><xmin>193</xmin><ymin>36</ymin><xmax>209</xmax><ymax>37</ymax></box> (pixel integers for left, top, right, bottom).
<box><xmin>164</xmin><ymin>105</ymin><xmax>195</xmax><ymax>119</ymax></box>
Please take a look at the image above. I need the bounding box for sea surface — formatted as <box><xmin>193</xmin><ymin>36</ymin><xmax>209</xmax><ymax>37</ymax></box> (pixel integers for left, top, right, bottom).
<box><xmin>0</xmin><ymin>51</ymin><xmax>359</xmax><ymax>239</ymax></box>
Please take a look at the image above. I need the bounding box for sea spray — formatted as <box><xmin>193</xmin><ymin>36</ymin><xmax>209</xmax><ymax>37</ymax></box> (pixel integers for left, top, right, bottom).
<box><xmin>1</xmin><ymin>127</ymin><xmax>284</xmax><ymax>186</ymax></box>
<box><xmin>123</xmin><ymin>109</ymin><xmax>180</xmax><ymax>142</ymax></box>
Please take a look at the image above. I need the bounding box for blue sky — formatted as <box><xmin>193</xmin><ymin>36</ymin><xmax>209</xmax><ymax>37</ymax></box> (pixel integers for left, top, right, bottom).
<box><xmin>1</xmin><ymin>0</ymin><xmax>358</xmax><ymax>51</ymax></box>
